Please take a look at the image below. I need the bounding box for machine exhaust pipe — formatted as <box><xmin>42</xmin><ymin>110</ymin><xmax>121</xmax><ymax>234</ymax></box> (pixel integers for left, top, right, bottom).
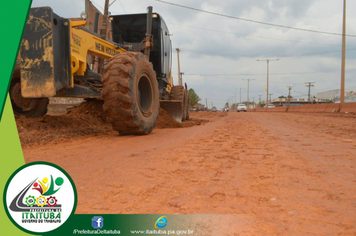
<box><xmin>91</xmin><ymin>11</ymin><xmax>100</xmax><ymax>67</ymax></box>
<box><xmin>144</xmin><ymin>6</ymin><xmax>153</xmax><ymax>59</ymax></box>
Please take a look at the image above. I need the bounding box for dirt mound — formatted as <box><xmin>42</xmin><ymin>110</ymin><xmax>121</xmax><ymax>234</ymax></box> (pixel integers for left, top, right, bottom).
<box><xmin>16</xmin><ymin>100</ymin><xmax>114</xmax><ymax>146</ymax></box>
<box><xmin>16</xmin><ymin>101</ymin><xmax>215</xmax><ymax>146</ymax></box>
<box><xmin>155</xmin><ymin>108</ymin><xmax>182</xmax><ymax>129</ymax></box>
<box><xmin>192</xmin><ymin>111</ymin><xmax>228</xmax><ymax>119</ymax></box>
<box><xmin>155</xmin><ymin>109</ymin><xmax>211</xmax><ymax>129</ymax></box>
<box><xmin>66</xmin><ymin>99</ymin><xmax>108</xmax><ymax>122</ymax></box>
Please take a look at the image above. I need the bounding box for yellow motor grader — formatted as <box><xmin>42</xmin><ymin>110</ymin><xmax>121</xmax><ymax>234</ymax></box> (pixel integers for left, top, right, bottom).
<box><xmin>10</xmin><ymin>6</ymin><xmax>189</xmax><ymax>134</ymax></box>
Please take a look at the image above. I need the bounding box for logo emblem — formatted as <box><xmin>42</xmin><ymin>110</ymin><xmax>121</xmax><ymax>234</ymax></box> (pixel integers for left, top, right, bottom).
<box><xmin>155</xmin><ymin>216</ymin><xmax>167</xmax><ymax>228</ymax></box>
<box><xmin>92</xmin><ymin>216</ymin><xmax>104</xmax><ymax>229</ymax></box>
<box><xmin>3</xmin><ymin>162</ymin><xmax>77</xmax><ymax>234</ymax></box>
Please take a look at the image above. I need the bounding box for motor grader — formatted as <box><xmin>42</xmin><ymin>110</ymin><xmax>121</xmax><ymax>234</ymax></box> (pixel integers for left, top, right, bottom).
<box><xmin>10</xmin><ymin>6</ymin><xmax>189</xmax><ymax>135</ymax></box>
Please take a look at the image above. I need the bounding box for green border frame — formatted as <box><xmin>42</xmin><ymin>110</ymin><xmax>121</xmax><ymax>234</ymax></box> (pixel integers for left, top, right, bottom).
<box><xmin>3</xmin><ymin>161</ymin><xmax>78</xmax><ymax>235</ymax></box>
<box><xmin>0</xmin><ymin>0</ymin><xmax>33</xmax><ymax>121</ymax></box>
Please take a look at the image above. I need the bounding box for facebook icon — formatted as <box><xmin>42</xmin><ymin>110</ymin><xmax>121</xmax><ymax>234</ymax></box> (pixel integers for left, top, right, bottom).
<box><xmin>92</xmin><ymin>216</ymin><xmax>104</xmax><ymax>229</ymax></box>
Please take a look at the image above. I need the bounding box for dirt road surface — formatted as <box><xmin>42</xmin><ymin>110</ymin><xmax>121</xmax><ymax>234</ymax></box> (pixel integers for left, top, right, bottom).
<box><xmin>21</xmin><ymin>111</ymin><xmax>356</xmax><ymax>235</ymax></box>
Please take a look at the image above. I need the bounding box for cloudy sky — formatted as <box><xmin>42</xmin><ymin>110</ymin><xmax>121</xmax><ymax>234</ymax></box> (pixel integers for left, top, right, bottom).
<box><xmin>32</xmin><ymin>0</ymin><xmax>356</xmax><ymax>109</ymax></box>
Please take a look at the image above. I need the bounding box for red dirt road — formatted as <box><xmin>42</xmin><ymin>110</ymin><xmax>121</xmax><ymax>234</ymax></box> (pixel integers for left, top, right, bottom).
<box><xmin>22</xmin><ymin>112</ymin><xmax>356</xmax><ymax>235</ymax></box>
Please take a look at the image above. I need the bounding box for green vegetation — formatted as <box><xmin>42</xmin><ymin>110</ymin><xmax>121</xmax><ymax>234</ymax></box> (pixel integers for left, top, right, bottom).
<box><xmin>189</xmin><ymin>88</ymin><xmax>201</xmax><ymax>106</ymax></box>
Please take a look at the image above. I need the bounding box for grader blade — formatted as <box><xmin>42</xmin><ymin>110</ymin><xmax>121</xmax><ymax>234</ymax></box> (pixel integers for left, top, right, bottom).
<box><xmin>160</xmin><ymin>100</ymin><xmax>184</xmax><ymax>123</ymax></box>
<box><xmin>21</xmin><ymin>7</ymin><xmax>72</xmax><ymax>98</ymax></box>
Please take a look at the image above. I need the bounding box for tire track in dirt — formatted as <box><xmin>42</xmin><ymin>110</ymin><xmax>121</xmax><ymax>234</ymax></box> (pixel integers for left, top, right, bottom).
<box><xmin>22</xmin><ymin>111</ymin><xmax>356</xmax><ymax>235</ymax></box>
<box><xmin>245</xmin><ymin>113</ymin><xmax>356</xmax><ymax>235</ymax></box>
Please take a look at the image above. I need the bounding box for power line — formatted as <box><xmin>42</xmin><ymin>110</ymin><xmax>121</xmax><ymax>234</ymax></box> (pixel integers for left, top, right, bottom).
<box><xmin>168</xmin><ymin>22</ymin><xmax>347</xmax><ymax>47</ymax></box>
<box><xmin>154</xmin><ymin>0</ymin><xmax>356</xmax><ymax>37</ymax></box>
<box><xmin>175</xmin><ymin>47</ymin><xmax>356</xmax><ymax>59</ymax></box>
<box><xmin>279</xmin><ymin>48</ymin><xmax>356</xmax><ymax>57</ymax></box>
<box><xmin>90</xmin><ymin>0</ymin><xmax>104</xmax><ymax>11</ymax></box>
<box><xmin>118</xmin><ymin>0</ymin><xmax>126</xmax><ymax>13</ymax></box>
<box><xmin>293</xmin><ymin>90</ymin><xmax>308</xmax><ymax>95</ymax></box>
<box><xmin>184</xmin><ymin>71</ymin><xmax>334</xmax><ymax>76</ymax></box>
<box><xmin>293</xmin><ymin>94</ymin><xmax>309</xmax><ymax>98</ymax></box>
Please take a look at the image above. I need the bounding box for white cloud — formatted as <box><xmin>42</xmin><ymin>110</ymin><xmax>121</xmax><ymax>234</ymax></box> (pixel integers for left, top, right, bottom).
<box><xmin>30</xmin><ymin>0</ymin><xmax>356</xmax><ymax>108</ymax></box>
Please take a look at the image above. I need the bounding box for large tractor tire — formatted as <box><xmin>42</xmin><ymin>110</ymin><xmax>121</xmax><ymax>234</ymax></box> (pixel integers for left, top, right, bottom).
<box><xmin>101</xmin><ymin>52</ymin><xmax>159</xmax><ymax>135</ymax></box>
<box><xmin>9</xmin><ymin>76</ymin><xmax>49</xmax><ymax>118</ymax></box>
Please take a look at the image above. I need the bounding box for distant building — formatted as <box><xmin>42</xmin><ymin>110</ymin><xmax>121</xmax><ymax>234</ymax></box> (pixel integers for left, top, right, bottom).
<box><xmin>192</xmin><ymin>103</ymin><xmax>205</xmax><ymax>111</ymax></box>
<box><xmin>272</xmin><ymin>97</ymin><xmax>327</xmax><ymax>106</ymax></box>
<box><xmin>316</xmin><ymin>89</ymin><xmax>340</xmax><ymax>101</ymax></box>
<box><xmin>316</xmin><ymin>89</ymin><xmax>356</xmax><ymax>103</ymax></box>
<box><xmin>345</xmin><ymin>91</ymin><xmax>356</xmax><ymax>103</ymax></box>
<box><xmin>72</xmin><ymin>0</ymin><xmax>113</xmax><ymax>73</ymax></box>
<box><xmin>85</xmin><ymin>0</ymin><xmax>112</xmax><ymax>39</ymax></box>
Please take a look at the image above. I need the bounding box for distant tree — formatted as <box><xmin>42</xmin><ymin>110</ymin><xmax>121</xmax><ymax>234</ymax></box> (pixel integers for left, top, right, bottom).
<box><xmin>278</xmin><ymin>95</ymin><xmax>287</xmax><ymax>98</ymax></box>
<box><xmin>225</xmin><ymin>102</ymin><xmax>229</xmax><ymax>108</ymax></box>
<box><xmin>188</xmin><ymin>88</ymin><xmax>201</xmax><ymax>106</ymax></box>
<box><xmin>260</xmin><ymin>103</ymin><xmax>266</xmax><ymax>108</ymax></box>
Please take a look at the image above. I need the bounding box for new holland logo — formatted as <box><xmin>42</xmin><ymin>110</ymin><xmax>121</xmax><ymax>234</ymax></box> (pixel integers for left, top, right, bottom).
<box><xmin>4</xmin><ymin>162</ymin><xmax>77</xmax><ymax>234</ymax></box>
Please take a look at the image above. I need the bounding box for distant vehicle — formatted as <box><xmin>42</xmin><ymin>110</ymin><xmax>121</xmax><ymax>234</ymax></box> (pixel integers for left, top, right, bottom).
<box><xmin>283</xmin><ymin>104</ymin><xmax>301</xmax><ymax>107</ymax></box>
<box><xmin>212</xmin><ymin>106</ymin><xmax>218</xmax><ymax>112</ymax></box>
<box><xmin>267</xmin><ymin>104</ymin><xmax>276</xmax><ymax>108</ymax></box>
<box><xmin>237</xmin><ymin>104</ymin><xmax>247</xmax><ymax>112</ymax></box>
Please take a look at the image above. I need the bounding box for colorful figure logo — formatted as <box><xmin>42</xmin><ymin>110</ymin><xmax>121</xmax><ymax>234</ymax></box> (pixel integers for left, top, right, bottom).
<box><xmin>155</xmin><ymin>216</ymin><xmax>167</xmax><ymax>228</ymax></box>
<box><xmin>32</xmin><ymin>175</ymin><xmax>64</xmax><ymax>196</ymax></box>
<box><xmin>24</xmin><ymin>175</ymin><xmax>63</xmax><ymax>208</ymax></box>
<box><xmin>4</xmin><ymin>162</ymin><xmax>77</xmax><ymax>234</ymax></box>
<box><xmin>9</xmin><ymin>175</ymin><xmax>64</xmax><ymax>211</ymax></box>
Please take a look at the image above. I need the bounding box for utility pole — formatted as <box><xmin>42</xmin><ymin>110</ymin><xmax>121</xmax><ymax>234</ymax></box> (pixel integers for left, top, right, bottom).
<box><xmin>340</xmin><ymin>0</ymin><xmax>346</xmax><ymax>106</ymax></box>
<box><xmin>257</xmin><ymin>59</ymin><xmax>279</xmax><ymax>109</ymax></box>
<box><xmin>97</xmin><ymin>0</ymin><xmax>110</xmax><ymax>74</ymax></box>
<box><xmin>258</xmin><ymin>95</ymin><xmax>262</xmax><ymax>107</ymax></box>
<box><xmin>176</xmin><ymin>48</ymin><xmax>182</xmax><ymax>86</ymax></box>
<box><xmin>239</xmin><ymin>88</ymin><xmax>243</xmax><ymax>104</ymax></box>
<box><xmin>269</xmin><ymin>93</ymin><xmax>273</xmax><ymax>103</ymax></box>
<box><xmin>236</xmin><ymin>87</ymin><xmax>244</xmax><ymax>104</ymax></box>
<box><xmin>180</xmin><ymin>72</ymin><xmax>184</xmax><ymax>85</ymax></box>
<box><xmin>287</xmin><ymin>86</ymin><xmax>293</xmax><ymax>108</ymax></box>
<box><xmin>100</xmin><ymin>0</ymin><xmax>110</xmax><ymax>38</ymax></box>
<box><xmin>243</xmin><ymin>79</ymin><xmax>255</xmax><ymax>109</ymax></box>
<box><xmin>305</xmin><ymin>82</ymin><xmax>315</xmax><ymax>104</ymax></box>
<box><xmin>84</xmin><ymin>0</ymin><xmax>90</xmax><ymax>29</ymax></box>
